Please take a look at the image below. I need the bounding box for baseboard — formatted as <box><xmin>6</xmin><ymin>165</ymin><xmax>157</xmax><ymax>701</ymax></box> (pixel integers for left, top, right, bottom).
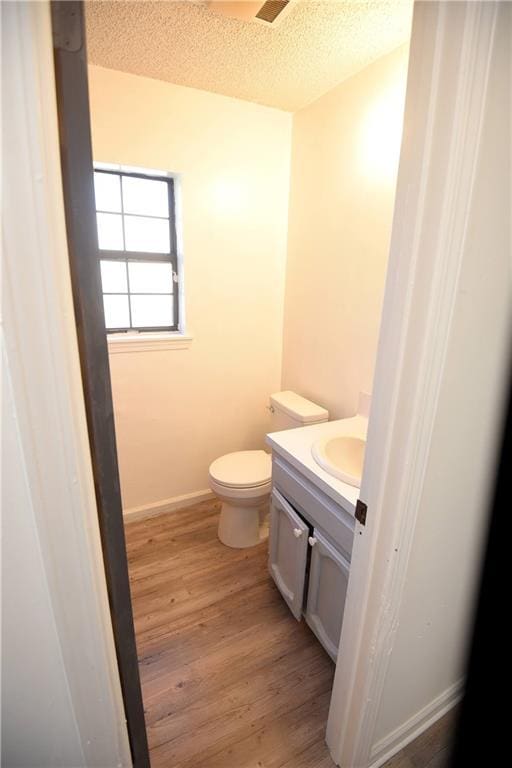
<box><xmin>368</xmin><ymin>679</ymin><xmax>464</xmax><ymax>768</ymax></box>
<box><xmin>123</xmin><ymin>489</ymin><xmax>214</xmax><ymax>522</ymax></box>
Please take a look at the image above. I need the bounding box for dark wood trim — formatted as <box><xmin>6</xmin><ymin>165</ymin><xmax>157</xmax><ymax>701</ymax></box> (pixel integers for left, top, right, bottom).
<box><xmin>51</xmin><ymin>3</ymin><xmax>150</xmax><ymax>766</ymax></box>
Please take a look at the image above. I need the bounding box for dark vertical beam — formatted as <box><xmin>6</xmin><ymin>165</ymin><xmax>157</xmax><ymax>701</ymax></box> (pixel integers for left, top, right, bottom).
<box><xmin>50</xmin><ymin>3</ymin><xmax>150</xmax><ymax>766</ymax></box>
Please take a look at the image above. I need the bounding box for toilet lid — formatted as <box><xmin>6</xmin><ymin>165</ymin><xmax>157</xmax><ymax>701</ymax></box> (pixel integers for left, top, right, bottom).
<box><xmin>209</xmin><ymin>450</ymin><xmax>272</xmax><ymax>489</ymax></box>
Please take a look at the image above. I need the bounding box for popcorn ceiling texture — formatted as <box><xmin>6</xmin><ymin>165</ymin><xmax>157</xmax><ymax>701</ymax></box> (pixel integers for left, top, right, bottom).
<box><xmin>85</xmin><ymin>0</ymin><xmax>412</xmax><ymax>111</ymax></box>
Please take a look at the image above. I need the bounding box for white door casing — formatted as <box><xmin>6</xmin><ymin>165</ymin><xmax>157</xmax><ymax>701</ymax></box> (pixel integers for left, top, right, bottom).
<box><xmin>2</xmin><ymin>2</ymin><xmax>132</xmax><ymax>765</ymax></box>
<box><xmin>326</xmin><ymin>2</ymin><xmax>507</xmax><ymax>766</ymax></box>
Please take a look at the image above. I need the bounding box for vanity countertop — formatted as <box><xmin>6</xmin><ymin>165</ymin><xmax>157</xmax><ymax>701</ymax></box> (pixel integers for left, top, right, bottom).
<box><xmin>266</xmin><ymin>415</ymin><xmax>367</xmax><ymax>515</ymax></box>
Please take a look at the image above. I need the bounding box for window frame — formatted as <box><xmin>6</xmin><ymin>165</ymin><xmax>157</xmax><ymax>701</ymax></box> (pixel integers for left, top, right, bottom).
<box><xmin>94</xmin><ymin>167</ymin><xmax>179</xmax><ymax>333</ymax></box>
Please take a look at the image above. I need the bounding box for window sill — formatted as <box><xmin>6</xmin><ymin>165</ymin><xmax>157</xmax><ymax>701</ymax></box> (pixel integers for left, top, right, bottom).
<box><xmin>107</xmin><ymin>332</ymin><xmax>193</xmax><ymax>354</ymax></box>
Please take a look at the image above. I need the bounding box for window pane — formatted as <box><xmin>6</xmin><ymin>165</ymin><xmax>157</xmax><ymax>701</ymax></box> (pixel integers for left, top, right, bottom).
<box><xmin>103</xmin><ymin>295</ymin><xmax>130</xmax><ymax>329</ymax></box>
<box><xmin>97</xmin><ymin>213</ymin><xmax>124</xmax><ymax>250</ymax></box>
<box><xmin>122</xmin><ymin>176</ymin><xmax>169</xmax><ymax>218</ymax></box>
<box><xmin>130</xmin><ymin>295</ymin><xmax>174</xmax><ymax>327</ymax></box>
<box><xmin>100</xmin><ymin>260</ymin><xmax>128</xmax><ymax>293</ymax></box>
<box><xmin>128</xmin><ymin>262</ymin><xmax>173</xmax><ymax>294</ymax></box>
<box><xmin>94</xmin><ymin>172</ymin><xmax>121</xmax><ymax>212</ymax></box>
<box><xmin>124</xmin><ymin>215</ymin><xmax>170</xmax><ymax>253</ymax></box>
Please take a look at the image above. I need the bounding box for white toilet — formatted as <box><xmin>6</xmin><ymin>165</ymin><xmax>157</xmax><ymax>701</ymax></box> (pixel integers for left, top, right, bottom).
<box><xmin>209</xmin><ymin>391</ymin><xmax>329</xmax><ymax>548</ymax></box>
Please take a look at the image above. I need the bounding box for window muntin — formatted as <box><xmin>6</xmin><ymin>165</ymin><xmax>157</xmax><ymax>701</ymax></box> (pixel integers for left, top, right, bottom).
<box><xmin>94</xmin><ymin>169</ymin><xmax>178</xmax><ymax>332</ymax></box>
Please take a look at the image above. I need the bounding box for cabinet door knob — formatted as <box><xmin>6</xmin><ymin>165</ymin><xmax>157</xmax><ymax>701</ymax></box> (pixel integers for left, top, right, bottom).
<box><xmin>293</xmin><ymin>528</ymin><xmax>303</xmax><ymax>538</ymax></box>
<box><xmin>308</xmin><ymin>536</ymin><xmax>317</xmax><ymax>547</ymax></box>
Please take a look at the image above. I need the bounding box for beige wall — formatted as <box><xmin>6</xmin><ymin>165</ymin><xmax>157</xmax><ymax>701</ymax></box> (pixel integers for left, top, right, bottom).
<box><xmin>282</xmin><ymin>46</ymin><xmax>409</xmax><ymax>419</ymax></box>
<box><xmin>88</xmin><ymin>66</ymin><xmax>292</xmax><ymax>511</ymax></box>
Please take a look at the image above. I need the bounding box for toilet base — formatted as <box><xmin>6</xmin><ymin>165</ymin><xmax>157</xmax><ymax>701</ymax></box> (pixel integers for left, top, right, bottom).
<box><xmin>218</xmin><ymin>501</ymin><xmax>269</xmax><ymax>548</ymax></box>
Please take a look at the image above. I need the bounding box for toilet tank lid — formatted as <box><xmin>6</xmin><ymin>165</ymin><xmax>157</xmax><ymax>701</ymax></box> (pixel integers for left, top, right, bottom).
<box><xmin>270</xmin><ymin>391</ymin><xmax>329</xmax><ymax>424</ymax></box>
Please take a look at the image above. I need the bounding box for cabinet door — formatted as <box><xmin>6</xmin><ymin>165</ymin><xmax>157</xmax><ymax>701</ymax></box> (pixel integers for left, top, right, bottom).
<box><xmin>305</xmin><ymin>529</ymin><xmax>350</xmax><ymax>661</ymax></box>
<box><xmin>268</xmin><ymin>489</ymin><xmax>309</xmax><ymax>620</ymax></box>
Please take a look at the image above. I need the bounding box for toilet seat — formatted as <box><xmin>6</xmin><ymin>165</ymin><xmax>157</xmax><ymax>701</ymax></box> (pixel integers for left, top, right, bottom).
<box><xmin>208</xmin><ymin>450</ymin><xmax>271</xmax><ymax>490</ymax></box>
<box><xmin>208</xmin><ymin>450</ymin><xmax>272</xmax><ymax>548</ymax></box>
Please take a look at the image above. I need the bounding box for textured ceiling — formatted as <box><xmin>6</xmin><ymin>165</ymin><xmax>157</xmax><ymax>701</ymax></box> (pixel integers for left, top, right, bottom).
<box><xmin>85</xmin><ymin>0</ymin><xmax>412</xmax><ymax>111</ymax></box>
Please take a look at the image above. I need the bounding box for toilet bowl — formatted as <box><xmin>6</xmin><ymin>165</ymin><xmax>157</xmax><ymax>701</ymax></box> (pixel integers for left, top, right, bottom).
<box><xmin>209</xmin><ymin>450</ymin><xmax>272</xmax><ymax>548</ymax></box>
<box><xmin>209</xmin><ymin>392</ymin><xmax>329</xmax><ymax>549</ymax></box>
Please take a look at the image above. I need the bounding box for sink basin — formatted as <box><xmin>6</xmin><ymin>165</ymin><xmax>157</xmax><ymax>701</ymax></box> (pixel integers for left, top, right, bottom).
<box><xmin>311</xmin><ymin>435</ymin><xmax>366</xmax><ymax>487</ymax></box>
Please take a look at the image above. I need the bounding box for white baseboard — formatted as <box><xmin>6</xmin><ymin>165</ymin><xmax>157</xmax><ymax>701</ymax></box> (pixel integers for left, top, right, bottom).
<box><xmin>368</xmin><ymin>679</ymin><xmax>464</xmax><ymax>768</ymax></box>
<box><xmin>123</xmin><ymin>489</ymin><xmax>215</xmax><ymax>522</ymax></box>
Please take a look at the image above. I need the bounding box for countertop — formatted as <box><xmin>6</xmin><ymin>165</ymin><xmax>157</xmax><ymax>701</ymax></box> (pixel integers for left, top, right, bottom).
<box><xmin>265</xmin><ymin>415</ymin><xmax>367</xmax><ymax>515</ymax></box>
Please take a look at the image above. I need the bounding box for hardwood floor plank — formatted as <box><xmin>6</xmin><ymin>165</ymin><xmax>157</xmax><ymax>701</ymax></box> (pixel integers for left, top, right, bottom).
<box><xmin>135</xmin><ymin>581</ymin><xmax>284</xmax><ymax>666</ymax></box>
<box><xmin>141</xmin><ymin>615</ymin><xmax>322</xmax><ymax>708</ymax></box>
<box><xmin>125</xmin><ymin>500</ymin><xmax>335</xmax><ymax>768</ymax></box>
<box><xmin>381</xmin><ymin>709</ymin><xmax>457</xmax><ymax>768</ymax></box>
<box><xmin>125</xmin><ymin>500</ymin><xmax>456</xmax><ymax>768</ymax></box>
<box><xmin>148</xmin><ymin>652</ymin><xmax>332</xmax><ymax>762</ymax></box>
<box><xmin>164</xmin><ymin>692</ymin><xmax>334</xmax><ymax>768</ymax></box>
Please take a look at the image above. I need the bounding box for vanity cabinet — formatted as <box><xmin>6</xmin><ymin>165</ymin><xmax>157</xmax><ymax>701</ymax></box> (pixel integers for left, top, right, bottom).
<box><xmin>305</xmin><ymin>529</ymin><xmax>350</xmax><ymax>660</ymax></box>
<box><xmin>268</xmin><ymin>456</ymin><xmax>355</xmax><ymax>661</ymax></box>
<box><xmin>268</xmin><ymin>491</ymin><xmax>309</xmax><ymax>619</ymax></box>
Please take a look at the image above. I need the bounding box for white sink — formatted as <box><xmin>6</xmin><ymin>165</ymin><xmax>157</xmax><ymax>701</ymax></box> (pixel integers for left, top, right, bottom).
<box><xmin>311</xmin><ymin>435</ymin><xmax>366</xmax><ymax>487</ymax></box>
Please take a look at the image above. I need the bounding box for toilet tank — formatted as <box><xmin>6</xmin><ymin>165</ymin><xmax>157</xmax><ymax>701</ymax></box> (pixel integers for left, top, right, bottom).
<box><xmin>269</xmin><ymin>391</ymin><xmax>329</xmax><ymax>431</ymax></box>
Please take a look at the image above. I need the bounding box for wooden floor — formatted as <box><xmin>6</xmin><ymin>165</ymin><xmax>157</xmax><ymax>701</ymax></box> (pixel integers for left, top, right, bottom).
<box><xmin>125</xmin><ymin>500</ymin><xmax>456</xmax><ymax>768</ymax></box>
<box><xmin>125</xmin><ymin>499</ymin><xmax>336</xmax><ymax>768</ymax></box>
<box><xmin>381</xmin><ymin>708</ymin><xmax>457</xmax><ymax>768</ymax></box>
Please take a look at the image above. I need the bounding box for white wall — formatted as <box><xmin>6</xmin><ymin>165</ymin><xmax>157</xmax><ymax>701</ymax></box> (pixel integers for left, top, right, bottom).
<box><xmin>371</xmin><ymin>0</ymin><xmax>511</xmax><ymax>754</ymax></box>
<box><xmin>2</xmin><ymin>352</ymin><xmax>84</xmax><ymax>766</ymax></box>
<box><xmin>1</xmin><ymin>4</ymin><xmax>131</xmax><ymax>765</ymax></box>
<box><xmin>282</xmin><ymin>46</ymin><xmax>410</xmax><ymax>419</ymax></box>
<box><xmin>326</xmin><ymin>5</ymin><xmax>510</xmax><ymax>765</ymax></box>
<box><xmin>88</xmin><ymin>66</ymin><xmax>292</xmax><ymax>512</ymax></box>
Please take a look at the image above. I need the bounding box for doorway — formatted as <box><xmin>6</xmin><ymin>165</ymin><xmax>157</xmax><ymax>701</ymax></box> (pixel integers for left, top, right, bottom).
<box><xmin>52</xmin><ymin>2</ymin><xmax>413</xmax><ymax>766</ymax></box>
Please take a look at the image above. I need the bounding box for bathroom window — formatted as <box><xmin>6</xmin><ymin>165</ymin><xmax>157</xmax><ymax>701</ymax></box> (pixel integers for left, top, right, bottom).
<box><xmin>94</xmin><ymin>167</ymin><xmax>179</xmax><ymax>332</ymax></box>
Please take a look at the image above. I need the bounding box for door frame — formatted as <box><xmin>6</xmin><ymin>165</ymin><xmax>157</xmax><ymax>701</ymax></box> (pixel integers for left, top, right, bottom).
<box><xmin>3</xmin><ymin>2</ymin><xmax>134</xmax><ymax>765</ymax></box>
<box><xmin>326</xmin><ymin>2</ymin><xmax>502</xmax><ymax>766</ymax></box>
<box><xmin>50</xmin><ymin>3</ymin><xmax>150</xmax><ymax>766</ymax></box>
<box><xmin>32</xmin><ymin>2</ymin><xmax>504</xmax><ymax>768</ymax></box>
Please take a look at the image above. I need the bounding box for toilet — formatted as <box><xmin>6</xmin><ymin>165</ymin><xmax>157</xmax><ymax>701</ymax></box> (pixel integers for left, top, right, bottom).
<box><xmin>209</xmin><ymin>391</ymin><xmax>329</xmax><ymax>548</ymax></box>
